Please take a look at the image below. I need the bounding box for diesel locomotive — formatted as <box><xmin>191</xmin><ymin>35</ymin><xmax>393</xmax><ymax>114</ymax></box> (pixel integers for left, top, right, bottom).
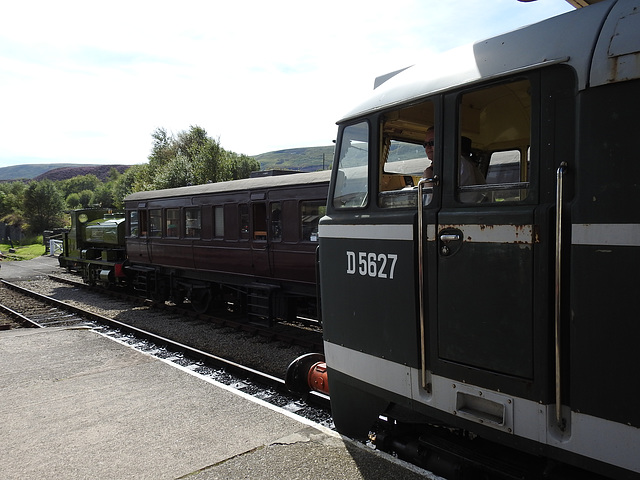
<box><xmin>288</xmin><ymin>1</ymin><xmax>640</xmax><ymax>478</ymax></box>
<box><xmin>59</xmin><ymin>170</ymin><xmax>330</xmax><ymax>323</ymax></box>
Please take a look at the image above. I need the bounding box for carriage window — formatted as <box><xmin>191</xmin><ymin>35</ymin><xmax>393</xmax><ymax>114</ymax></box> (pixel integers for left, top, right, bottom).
<box><xmin>149</xmin><ymin>209</ymin><xmax>162</xmax><ymax>237</ymax></box>
<box><xmin>185</xmin><ymin>207</ymin><xmax>201</xmax><ymax>238</ymax></box>
<box><xmin>301</xmin><ymin>201</ymin><xmax>325</xmax><ymax>242</ymax></box>
<box><xmin>165</xmin><ymin>208</ymin><xmax>179</xmax><ymax>237</ymax></box>
<box><xmin>270</xmin><ymin>202</ymin><xmax>282</xmax><ymax>241</ymax></box>
<box><xmin>214</xmin><ymin>205</ymin><xmax>224</xmax><ymax>238</ymax></box>
<box><xmin>253</xmin><ymin>203</ymin><xmax>267</xmax><ymax>241</ymax></box>
<box><xmin>333</xmin><ymin>122</ymin><xmax>369</xmax><ymax>209</ymax></box>
<box><xmin>128</xmin><ymin>211</ymin><xmax>139</xmax><ymax>237</ymax></box>
<box><xmin>458</xmin><ymin>79</ymin><xmax>531</xmax><ymax>203</ymax></box>
<box><xmin>139</xmin><ymin>210</ymin><xmax>148</xmax><ymax>237</ymax></box>
<box><xmin>239</xmin><ymin>204</ymin><xmax>249</xmax><ymax>240</ymax></box>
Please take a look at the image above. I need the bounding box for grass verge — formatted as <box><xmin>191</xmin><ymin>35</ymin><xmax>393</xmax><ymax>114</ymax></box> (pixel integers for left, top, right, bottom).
<box><xmin>0</xmin><ymin>243</ymin><xmax>46</xmax><ymax>261</ymax></box>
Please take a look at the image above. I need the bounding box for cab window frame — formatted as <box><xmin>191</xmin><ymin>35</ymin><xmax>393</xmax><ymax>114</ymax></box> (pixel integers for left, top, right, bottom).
<box><xmin>331</xmin><ymin>120</ymin><xmax>370</xmax><ymax>210</ymax></box>
<box><xmin>454</xmin><ymin>76</ymin><xmax>535</xmax><ymax>204</ymax></box>
<box><xmin>377</xmin><ymin>98</ymin><xmax>437</xmax><ymax>209</ymax></box>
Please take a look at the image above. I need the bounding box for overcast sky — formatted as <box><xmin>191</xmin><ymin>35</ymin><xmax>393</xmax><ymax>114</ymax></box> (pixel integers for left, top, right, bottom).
<box><xmin>0</xmin><ymin>0</ymin><xmax>574</xmax><ymax>169</ymax></box>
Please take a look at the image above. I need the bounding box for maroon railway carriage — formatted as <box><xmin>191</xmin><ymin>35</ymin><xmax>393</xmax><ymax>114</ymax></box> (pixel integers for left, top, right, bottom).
<box><xmin>123</xmin><ymin>170</ymin><xmax>330</xmax><ymax>323</ymax></box>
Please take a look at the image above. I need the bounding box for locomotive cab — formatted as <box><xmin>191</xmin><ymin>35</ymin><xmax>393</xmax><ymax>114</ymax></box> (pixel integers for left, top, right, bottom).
<box><xmin>59</xmin><ymin>208</ymin><xmax>127</xmax><ymax>286</ymax></box>
<box><xmin>316</xmin><ymin>1</ymin><xmax>640</xmax><ymax>478</ymax></box>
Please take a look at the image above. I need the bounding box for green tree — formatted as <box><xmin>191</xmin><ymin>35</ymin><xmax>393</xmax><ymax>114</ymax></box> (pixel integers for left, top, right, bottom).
<box><xmin>148</xmin><ymin>127</ymin><xmax>178</xmax><ymax>170</ymax></box>
<box><xmin>60</xmin><ymin>174</ymin><xmax>100</xmax><ymax>198</ymax></box>
<box><xmin>23</xmin><ymin>180</ymin><xmax>64</xmax><ymax>234</ymax></box>
<box><xmin>78</xmin><ymin>189</ymin><xmax>94</xmax><ymax>207</ymax></box>
<box><xmin>177</xmin><ymin>125</ymin><xmax>209</xmax><ymax>161</ymax></box>
<box><xmin>114</xmin><ymin>125</ymin><xmax>259</xmax><ymax>205</ymax></box>
<box><xmin>228</xmin><ymin>153</ymin><xmax>260</xmax><ymax>180</ymax></box>
<box><xmin>66</xmin><ymin>192</ymin><xmax>81</xmax><ymax>209</ymax></box>
<box><xmin>153</xmin><ymin>155</ymin><xmax>195</xmax><ymax>189</ymax></box>
<box><xmin>0</xmin><ymin>182</ymin><xmax>26</xmax><ymax>216</ymax></box>
<box><xmin>0</xmin><ymin>181</ymin><xmax>27</xmax><ymax>230</ymax></box>
<box><xmin>107</xmin><ymin>167</ymin><xmax>121</xmax><ymax>183</ymax></box>
<box><xmin>190</xmin><ymin>136</ymin><xmax>225</xmax><ymax>183</ymax></box>
<box><xmin>94</xmin><ymin>183</ymin><xmax>115</xmax><ymax>208</ymax></box>
<box><xmin>113</xmin><ymin>164</ymin><xmax>148</xmax><ymax>208</ymax></box>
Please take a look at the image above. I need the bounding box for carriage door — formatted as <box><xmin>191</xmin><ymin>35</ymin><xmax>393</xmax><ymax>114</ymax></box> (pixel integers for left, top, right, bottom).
<box><xmin>250</xmin><ymin>196</ymin><xmax>271</xmax><ymax>278</ymax></box>
<box><xmin>433</xmin><ymin>74</ymin><xmax>546</xmax><ymax>395</ymax></box>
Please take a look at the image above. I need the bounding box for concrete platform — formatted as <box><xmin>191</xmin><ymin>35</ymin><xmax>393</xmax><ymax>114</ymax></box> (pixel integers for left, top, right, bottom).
<box><xmin>0</xmin><ymin>326</ymin><xmax>437</xmax><ymax>479</ymax></box>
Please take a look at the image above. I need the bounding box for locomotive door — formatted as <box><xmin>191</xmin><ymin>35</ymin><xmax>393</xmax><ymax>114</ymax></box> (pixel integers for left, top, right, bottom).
<box><xmin>428</xmin><ymin>68</ymin><xmax>573</xmax><ymax>402</ymax></box>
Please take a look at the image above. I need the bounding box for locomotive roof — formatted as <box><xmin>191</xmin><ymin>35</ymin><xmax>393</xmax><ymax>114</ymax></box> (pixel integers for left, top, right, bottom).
<box><xmin>339</xmin><ymin>0</ymin><xmax>637</xmax><ymax>123</ymax></box>
<box><xmin>124</xmin><ymin>169</ymin><xmax>331</xmax><ymax>203</ymax></box>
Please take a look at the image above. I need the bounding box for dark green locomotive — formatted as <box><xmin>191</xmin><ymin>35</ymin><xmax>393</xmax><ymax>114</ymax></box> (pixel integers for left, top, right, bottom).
<box><xmin>59</xmin><ymin>208</ymin><xmax>127</xmax><ymax>286</ymax></box>
<box><xmin>287</xmin><ymin>1</ymin><xmax>640</xmax><ymax>478</ymax></box>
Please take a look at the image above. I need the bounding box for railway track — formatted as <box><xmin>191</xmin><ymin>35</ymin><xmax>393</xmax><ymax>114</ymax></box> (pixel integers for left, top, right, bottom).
<box><xmin>0</xmin><ymin>279</ymin><xmax>332</xmax><ymax>426</ymax></box>
<box><xmin>48</xmin><ymin>273</ymin><xmax>323</xmax><ymax>351</ymax></box>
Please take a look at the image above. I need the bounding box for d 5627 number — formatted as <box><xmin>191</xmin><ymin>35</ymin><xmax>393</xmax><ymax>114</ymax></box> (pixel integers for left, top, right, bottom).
<box><xmin>346</xmin><ymin>251</ymin><xmax>398</xmax><ymax>279</ymax></box>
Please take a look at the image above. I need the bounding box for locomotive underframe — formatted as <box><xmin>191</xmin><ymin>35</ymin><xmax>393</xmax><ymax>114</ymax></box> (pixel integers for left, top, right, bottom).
<box><xmin>60</xmin><ymin>245</ymin><xmax>127</xmax><ymax>286</ymax></box>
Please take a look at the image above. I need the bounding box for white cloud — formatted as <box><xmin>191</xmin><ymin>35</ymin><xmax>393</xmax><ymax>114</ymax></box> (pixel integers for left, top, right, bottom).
<box><xmin>0</xmin><ymin>0</ymin><xmax>573</xmax><ymax>168</ymax></box>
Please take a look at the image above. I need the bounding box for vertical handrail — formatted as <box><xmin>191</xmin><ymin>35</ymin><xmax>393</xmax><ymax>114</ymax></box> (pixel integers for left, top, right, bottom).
<box><xmin>555</xmin><ymin>161</ymin><xmax>568</xmax><ymax>429</ymax></box>
<box><xmin>417</xmin><ymin>179</ymin><xmax>428</xmax><ymax>389</ymax></box>
<box><xmin>417</xmin><ymin>177</ymin><xmax>437</xmax><ymax>389</ymax></box>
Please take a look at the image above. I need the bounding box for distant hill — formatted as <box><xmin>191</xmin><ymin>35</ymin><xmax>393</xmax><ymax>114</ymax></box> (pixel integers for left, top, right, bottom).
<box><xmin>0</xmin><ymin>163</ymin><xmax>93</xmax><ymax>181</ymax></box>
<box><xmin>0</xmin><ymin>163</ymin><xmax>132</xmax><ymax>182</ymax></box>
<box><xmin>254</xmin><ymin>145</ymin><xmax>335</xmax><ymax>172</ymax></box>
<box><xmin>35</xmin><ymin>165</ymin><xmax>130</xmax><ymax>182</ymax></box>
<box><xmin>0</xmin><ymin>146</ymin><xmax>337</xmax><ymax>182</ymax></box>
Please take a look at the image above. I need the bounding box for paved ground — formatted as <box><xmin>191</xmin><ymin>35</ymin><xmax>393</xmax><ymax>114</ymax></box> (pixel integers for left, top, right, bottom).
<box><xmin>0</xmin><ymin>253</ymin><xmax>60</xmax><ymax>281</ymax></box>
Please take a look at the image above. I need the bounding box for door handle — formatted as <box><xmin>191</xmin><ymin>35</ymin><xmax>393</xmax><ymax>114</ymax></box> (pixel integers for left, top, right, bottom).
<box><xmin>440</xmin><ymin>234</ymin><xmax>460</xmax><ymax>242</ymax></box>
<box><xmin>438</xmin><ymin>230</ymin><xmax>462</xmax><ymax>256</ymax></box>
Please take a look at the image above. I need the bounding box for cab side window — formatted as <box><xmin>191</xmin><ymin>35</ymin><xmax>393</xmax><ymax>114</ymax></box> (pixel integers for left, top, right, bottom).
<box><xmin>458</xmin><ymin>79</ymin><xmax>531</xmax><ymax>203</ymax></box>
<box><xmin>333</xmin><ymin>122</ymin><xmax>369</xmax><ymax>209</ymax></box>
<box><xmin>378</xmin><ymin>100</ymin><xmax>435</xmax><ymax>208</ymax></box>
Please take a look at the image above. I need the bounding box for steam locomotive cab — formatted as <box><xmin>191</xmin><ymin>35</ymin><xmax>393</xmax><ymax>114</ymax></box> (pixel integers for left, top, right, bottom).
<box><xmin>59</xmin><ymin>209</ymin><xmax>127</xmax><ymax>286</ymax></box>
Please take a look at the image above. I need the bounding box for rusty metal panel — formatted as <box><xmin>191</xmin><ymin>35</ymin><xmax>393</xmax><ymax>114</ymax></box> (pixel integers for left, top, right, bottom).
<box><xmin>591</xmin><ymin>0</ymin><xmax>640</xmax><ymax>85</ymax></box>
<box><xmin>438</xmin><ymin>223</ymin><xmax>536</xmax><ymax>245</ymax></box>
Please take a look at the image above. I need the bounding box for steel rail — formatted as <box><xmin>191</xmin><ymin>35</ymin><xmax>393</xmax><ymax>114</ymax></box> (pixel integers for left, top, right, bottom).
<box><xmin>0</xmin><ymin>302</ymin><xmax>44</xmax><ymax>329</ymax></box>
<box><xmin>47</xmin><ymin>274</ymin><xmax>323</xmax><ymax>351</ymax></box>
